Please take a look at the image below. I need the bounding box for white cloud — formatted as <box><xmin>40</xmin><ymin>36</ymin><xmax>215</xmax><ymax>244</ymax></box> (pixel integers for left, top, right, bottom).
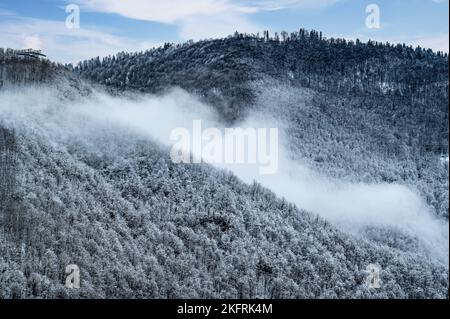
<box><xmin>410</xmin><ymin>34</ymin><xmax>449</xmax><ymax>52</ymax></box>
<box><xmin>74</xmin><ymin>0</ymin><xmax>338</xmax><ymax>40</ymax></box>
<box><xmin>22</xmin><ymin>34</ymin><xmax>44</xmax><ymax>50</ymax></box>
<box><xmin>0</xmin><ymin>8</ymin><xmax>15</xmax><ymax>16</ymax></box>
<box><xmin>243</xmin><ymin>0</ymin><xmax>338</xmax><ymax>11</ymax></box>
<box><xmin>77</xmin><ymin>0</ymin><xmax>230</xmax><ymax>24</ymax></box>
<box><xmin>0</xmin><ymin>16</ymin><xmax>161</xmax><ymax>63</ymax></box>
<box><xmin>179</xmin><ymin>12</ymin><xmax>261</xmax><ymax>40</ymax></box>
<box><xmin>75</xmin><ymin>0</ymin><xmax>259</xmax><ymax>40</ymax></box>
<box><xmin>76</xmin><ymin>0</ymin><xmax>337</xmax><ymax>23</ymax></box>
<box><xmin>0</xmin><ymin>0</ymin><xmax>341</xmax><ymax>61</ymax></box>
<box><xmin>330</xmin><ymin>30</ymin><xmax>449</xmax><ymax>53</ymax></box>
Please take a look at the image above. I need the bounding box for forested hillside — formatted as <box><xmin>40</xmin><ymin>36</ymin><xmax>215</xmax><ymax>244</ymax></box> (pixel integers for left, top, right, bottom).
<box><xmin>0</xmin><ymin>29</ymin><xmax>448</xmax><ymax>298</ymax></box>
<box><xmin>0</xmin><ymin>49</ymin><xmax>91</xmax><ymax>95</ymax></box>
<box><xmin>75</xmin><ymin>29</ymin><xmax>448</xmax><ymax>134</ymax></box>
<box><xmin>75</xmin><ymin>30</ymin><xmax>449</xmax><ymax>219</ymax></box>
<box><xmin>0</xmin><ymin>88</ymin><xmax>448</xmax><ymax>298</ymax></box>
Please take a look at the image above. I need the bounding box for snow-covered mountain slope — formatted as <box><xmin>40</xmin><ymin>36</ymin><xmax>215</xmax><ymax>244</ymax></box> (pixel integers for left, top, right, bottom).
<box><xmin>76</xmin><ymin>35</ymin><xmax>449</xmax><ymax>220</ymax></box>
<box><xmin>0</xmin><ymin>32</ymin><xmax>448</xmax><ymax>298</ymax></box>
<box><xmin>0</xmin><ymin>84</ymin><xmax>447</xmax><ymax>298</ymax></box>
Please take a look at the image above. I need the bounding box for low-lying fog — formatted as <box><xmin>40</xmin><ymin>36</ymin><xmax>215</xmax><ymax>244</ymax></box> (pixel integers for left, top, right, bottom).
<box><xmin>1</xmin><ymin>86</ymin><xmax>448</xmax><ymax>263</ymax></box>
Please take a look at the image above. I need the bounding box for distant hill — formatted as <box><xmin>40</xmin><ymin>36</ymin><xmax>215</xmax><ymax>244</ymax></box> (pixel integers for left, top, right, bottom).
<box><xmin>0</xmin><ymin>48</ymin><xmax>90</xmax><ymax>95</ymax></box>
<box><xmin>75</xmin><ymin>30</ymin><xmax>448</xmax><ymax>127</ymax></box>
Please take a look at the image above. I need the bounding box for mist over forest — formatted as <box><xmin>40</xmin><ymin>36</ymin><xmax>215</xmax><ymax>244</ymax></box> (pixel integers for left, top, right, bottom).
<box><xmin>0</xmin><ymin>30</ymin><xmax>448</xmax><ymax>298</ymax></box>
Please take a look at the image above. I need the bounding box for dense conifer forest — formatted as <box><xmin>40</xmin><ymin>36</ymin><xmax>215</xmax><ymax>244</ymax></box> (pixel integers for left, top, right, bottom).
<box><xmin>0</xmin><ymin>30</ymin><xmax>448</xmax><ymax>298</ymax></box>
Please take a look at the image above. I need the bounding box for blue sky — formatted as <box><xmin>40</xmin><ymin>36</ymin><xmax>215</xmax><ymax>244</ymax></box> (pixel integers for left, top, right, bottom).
<box><xmin>0</xmin><ymin>0</ymin><xmax>448</xmax><ymax>63</ymax></box>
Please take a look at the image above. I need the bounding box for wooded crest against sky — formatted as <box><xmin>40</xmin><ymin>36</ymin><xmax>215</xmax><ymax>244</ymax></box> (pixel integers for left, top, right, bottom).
<box><xmin>0</xmin><ymin>0</ymin><xmax>448</xmax><ymax>63</ymax></box>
